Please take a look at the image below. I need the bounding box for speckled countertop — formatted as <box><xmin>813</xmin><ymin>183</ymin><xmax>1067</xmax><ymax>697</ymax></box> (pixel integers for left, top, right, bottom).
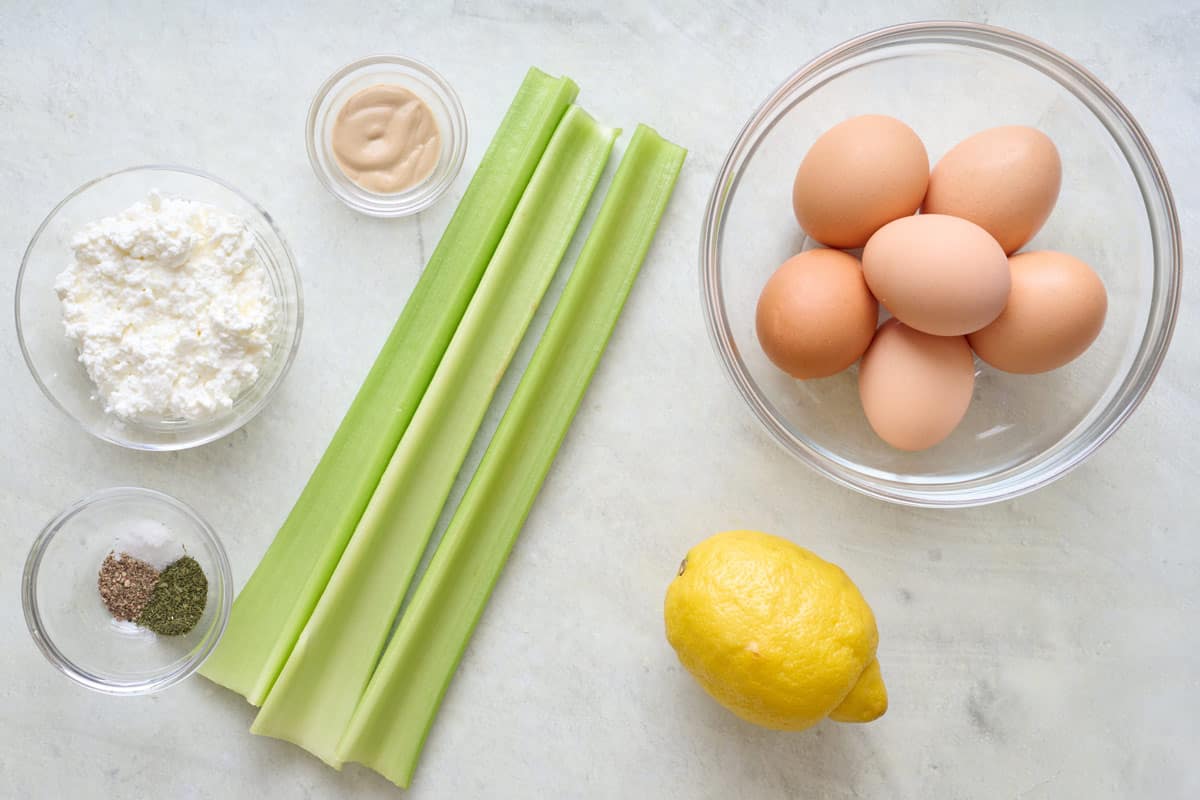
<box><xmin>2</xmin><ymin>1</ymin><xmax>1197</xmax><ymax>797</ymax></box>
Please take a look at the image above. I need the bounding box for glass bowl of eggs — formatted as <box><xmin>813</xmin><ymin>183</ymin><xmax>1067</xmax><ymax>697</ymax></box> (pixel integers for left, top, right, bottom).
<box><xmin>700</xmin><ymin>21</ymin><xmax>1181</xmax><ymax>507</ymax></box>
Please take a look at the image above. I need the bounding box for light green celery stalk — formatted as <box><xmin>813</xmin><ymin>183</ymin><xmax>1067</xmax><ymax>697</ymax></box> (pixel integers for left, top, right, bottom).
<box><xmin>337</xmin><ymin>125</ymin><xmax>686</xmax><ymax>787</ymax></box>
<box><xmin>199</xmin><ymin>69</ymin><xmax>578</xmax><ymax>705</ymax></box>
<box><xmin>250</xmin><ymin>105</ymin><xmax>618</xmax><ymax>766</ymax></box>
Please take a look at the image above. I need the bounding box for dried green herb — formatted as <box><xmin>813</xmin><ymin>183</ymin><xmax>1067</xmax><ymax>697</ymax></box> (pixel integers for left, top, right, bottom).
<box><xmin>137</xmin><ymin>556</ymin><xmax>208</xmax><ymax>636</ymax></box>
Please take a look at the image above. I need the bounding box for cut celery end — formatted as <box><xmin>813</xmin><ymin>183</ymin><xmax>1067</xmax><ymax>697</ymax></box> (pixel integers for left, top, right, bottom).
<box><xmin>249</xmin><ymin>105</ymin><xmax>618</xmax><ymax>766</ymax></box>
<box><xmin>198</xmin><ymin>68</ymin><xmax>579</xmax><ymax>705</ymax></box>
<box><xmin>336</xmin><ymin>125</ymin><xmax>686</xmax><ymax>787</ymax></box>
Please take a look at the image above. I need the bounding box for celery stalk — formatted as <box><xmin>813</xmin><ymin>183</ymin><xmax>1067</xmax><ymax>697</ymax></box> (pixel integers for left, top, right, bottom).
<box><xmin>199</xmin><ymin>69</ymin><xmax>578</xmax><ymax>704</ymax></box>
<box><xmin>250</xmin><ymin>106</ymin><xmax>618</xmax><ymax>765</ymax></box>
<box><xmin>337</xmin><ymin>125</ymin><xmax>686</xmax><ymax>787</ymax></box>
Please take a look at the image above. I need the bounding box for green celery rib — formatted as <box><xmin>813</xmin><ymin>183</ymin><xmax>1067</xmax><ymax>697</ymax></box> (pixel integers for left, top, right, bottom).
<box><xmin>199</xmin><ymin>68</ymin><xmax>579</xmax><ymax>705</ymax></box>
<box><xmin>250</xmin><ymin>105</ymin><xmax>618</xmax><ymax>766</ymax></box>
<box><xmin>336</xmin><ymin>125</ymin><xmax>686</xmax><ymax>787</ymax></box>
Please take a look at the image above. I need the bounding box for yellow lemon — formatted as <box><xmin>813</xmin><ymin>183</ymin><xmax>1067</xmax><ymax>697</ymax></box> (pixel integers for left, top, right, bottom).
<box><xmin>664</xmin><ymin>530</ymin><xmax>886</xmax><ymax>730</ymax></box>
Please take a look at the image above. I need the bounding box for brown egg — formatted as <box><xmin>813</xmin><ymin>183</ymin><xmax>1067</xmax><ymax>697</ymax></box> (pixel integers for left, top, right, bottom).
<box><xmin>862</xmin><ymin>214</ymin><xmax>1010</xmax><ymax>336</ymax></box>
<box><xmin>858</xmin><ymin>319</ymin><xmax>976</xmax><ymax>451</ymax></box>
<box><xmin>792</xmin><ymin>115</ymin><xmax>929</xmax><ymax>249</ymax></box>
<box><xmin>968</xmin><ymin>251</ymin><xmax>1107</xmax><ymax>374</ymax></box>
<box><xmin>756</xmin><ymin>249</ymin><xmax>879</xmax><ymax>380</ymax></box>
<box><xmin>922</xmin><ymin>126</ymin><xmax>1062</xmax><ymax>254</ymax></box>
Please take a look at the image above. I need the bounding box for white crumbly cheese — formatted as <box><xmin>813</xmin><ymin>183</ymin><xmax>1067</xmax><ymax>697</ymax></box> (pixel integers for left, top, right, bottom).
<box><xmin>54</xmin><ymin>192</ymin><xmax>278</xmax><ymax>422</ymax></box>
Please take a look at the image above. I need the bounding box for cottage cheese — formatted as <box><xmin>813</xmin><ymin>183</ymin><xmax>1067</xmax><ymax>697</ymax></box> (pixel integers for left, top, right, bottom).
<box><xmin>54</xmin><ymin>192</ymin><xmax>278</xmax><ymax>422</ymax></box>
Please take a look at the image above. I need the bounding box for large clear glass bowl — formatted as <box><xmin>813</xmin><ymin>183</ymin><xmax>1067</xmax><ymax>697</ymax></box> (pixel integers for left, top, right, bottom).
<box><xmin>15</xmin><ymin>165</ymin><xmax>303</xmax><ymax>450</ymax></box>
<box><xmin>700</xmin><ymin>22</ymin><xmax>1181</xmax><ymax>507</ymax></box>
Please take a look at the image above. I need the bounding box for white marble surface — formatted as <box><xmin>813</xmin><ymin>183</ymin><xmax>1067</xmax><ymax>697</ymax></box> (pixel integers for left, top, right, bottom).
<box><xmin>2</xmin><ymin>1</ymin><xmax>1198</xmax><ymax>797</ymax></box>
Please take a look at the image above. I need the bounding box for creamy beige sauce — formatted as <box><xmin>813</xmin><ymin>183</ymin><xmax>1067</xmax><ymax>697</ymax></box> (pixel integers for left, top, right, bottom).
<box><xmin>331</xmin><ymin>84</ymin><xmax>441</xmax><ymax>194</ymax></box>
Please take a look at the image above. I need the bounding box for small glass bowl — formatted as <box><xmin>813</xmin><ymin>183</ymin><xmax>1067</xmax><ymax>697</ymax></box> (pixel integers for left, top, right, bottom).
<box><xmin>15</xmin><ymin>165</ymin><xmax>303</xmax><ymax>451</ymax></box>
<box><xmin>22</xmin><ymin>487</ymin><xmax>233</xmax><ymax>695</ymax></box>
<box><xmin>700</xmin><ymin>22</ymin><xmax>1182</xmax><ymax>507</ymax></box>
<box><xmin>306</xmin><ymin>55</ymin><xmax>468</xmax><ymax>217</ymax></box>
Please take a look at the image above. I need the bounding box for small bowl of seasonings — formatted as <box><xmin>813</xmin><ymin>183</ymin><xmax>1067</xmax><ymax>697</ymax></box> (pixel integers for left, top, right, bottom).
<box><xmin>306</xmin><ymin>54</ymin><xmax>468</xmax><ymax>216</ymax></box>
<box><xmin>21</xmin><ymin>487</ymin><xmax>232</xmax><ymax>694</ymax></box>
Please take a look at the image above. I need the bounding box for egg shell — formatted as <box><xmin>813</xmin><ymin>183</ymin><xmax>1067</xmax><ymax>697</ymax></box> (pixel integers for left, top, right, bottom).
<box><xmin>862</xmin><ymin>214</ymin><xmax>1011</xmax><ymax>336</ymax></box>
<box><xmin>756</xmin><ymin>249</ymin><xmax>879</xmax><ymax>379</ymax></box>
<box><xmin>922</xmin><ymin>126</ymin><xmax>1062</xmax><ymax>254</ymax></box>
<box><xmin>792</xmin><ymin>115</ymin><xmax>929</xmax><ymax>249</ymax></box>
<box><xmin>858</xmin><ymin>319</ymin><xmax>976</xmax><ymax>451</ymax></box>
<box><xmin>968</xmin><ymin>251</ymin><xmax>1107</xmax><ymax>374</ymax></box>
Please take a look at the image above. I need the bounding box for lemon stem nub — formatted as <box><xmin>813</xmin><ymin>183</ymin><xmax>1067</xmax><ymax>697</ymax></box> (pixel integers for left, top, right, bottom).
<box><xmin>828</xmin><ymin>657</ymin><xmax>888</xmax><ymax>723</ymax></box>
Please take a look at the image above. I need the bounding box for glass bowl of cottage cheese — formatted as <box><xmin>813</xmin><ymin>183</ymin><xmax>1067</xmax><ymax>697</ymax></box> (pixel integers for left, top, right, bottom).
<box><xmin>16</xmin><ymin>166</ymin><xmax>303</xmax><ymax>450</ymax></box>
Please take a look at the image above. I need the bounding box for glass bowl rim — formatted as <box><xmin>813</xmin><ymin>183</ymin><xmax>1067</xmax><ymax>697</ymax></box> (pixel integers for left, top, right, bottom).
<box><xmin>21</xmin><ymin>486</ymin><xmax>234</xmax><ymax>695</ymax></box>
<box><xmin>14</xmin><ymin>163</ymin><xmax>305</xmax><ymax>452</ymax></box>
<box><xmin>699</xmin><ymin>20</ymin><xmax>1183</xmax><ymax>508</ymax></box>
<box><xmin>305</xmin><ymin>53</ymin><xmax>469</xmax><ymax>218</ymax></box>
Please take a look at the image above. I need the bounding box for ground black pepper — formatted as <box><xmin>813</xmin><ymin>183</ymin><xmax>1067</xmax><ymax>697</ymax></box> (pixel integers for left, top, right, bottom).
<box><xmin>97</xmin><ymin>552</ymin><xmax>160</xmax><ymax>621</ymax></box>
